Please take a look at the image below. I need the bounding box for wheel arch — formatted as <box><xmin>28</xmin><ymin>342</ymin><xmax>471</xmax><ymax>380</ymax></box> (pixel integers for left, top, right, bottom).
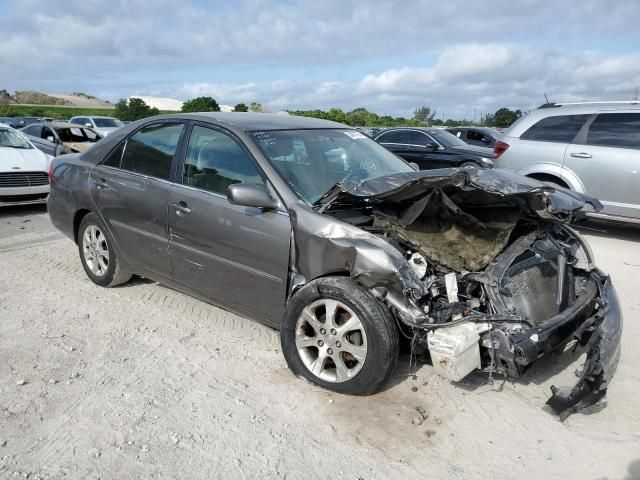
<box><xmin>73</xmin><ymin>208</ymin><xmax>93</xmax><ymax>244</ymax></box>
<box><xmin>518</xmin><ymin>163</ymin><xmax>586</xmax><ymax>193</ymax></box>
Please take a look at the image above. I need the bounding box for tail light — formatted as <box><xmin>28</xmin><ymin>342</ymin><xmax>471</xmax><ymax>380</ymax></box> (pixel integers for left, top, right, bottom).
<box><xmin>48</xmin><ymin>158</ymin><xmax>54</xmax><ymax>182</ymax></box>
<box><xmin>493</xmin><ymin>140</ymin><xmax>510</xmax><ymax>159</ymax></box>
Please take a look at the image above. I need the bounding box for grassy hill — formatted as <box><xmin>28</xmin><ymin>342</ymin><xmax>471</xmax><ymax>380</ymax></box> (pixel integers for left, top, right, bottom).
<box><xmin>1</xmin><ymin>104</ymin><xmax>178</xmax><ymax>119</ymax></box>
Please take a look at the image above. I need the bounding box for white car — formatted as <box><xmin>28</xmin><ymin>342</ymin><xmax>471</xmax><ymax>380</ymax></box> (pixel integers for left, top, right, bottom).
<box><xmin>68</xmin><ymin>116</ymin><xmax>124</xmax><ymax>137</ymax></box>
<box><xmin>0</xmin><ymin>123</ymin><xmax>52</xmax><ymax>205</ymax></box>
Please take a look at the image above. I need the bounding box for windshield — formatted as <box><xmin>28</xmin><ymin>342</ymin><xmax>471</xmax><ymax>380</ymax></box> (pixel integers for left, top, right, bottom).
<box><xmin>428</xmin><ymin>130</ymin><xmax>469</xmax><ymax>148</ymax></box>
<box><xmin>93</xmin><ymin>118</ymin><xmax>123</xmax><ymax>128</ymax></box>
<box><xmin>0</xmin><ymin>127</ymin><xmax>32</xmax><ymax>149</ymax></box>
<box><xmin>250</xmin><ymin>129</ymin><xmax>414</xmax><ymax>204</ymax></box>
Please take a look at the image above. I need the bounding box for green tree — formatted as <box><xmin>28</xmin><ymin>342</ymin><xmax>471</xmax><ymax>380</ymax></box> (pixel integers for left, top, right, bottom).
<box><xmin>413</xmin><ymin>105</ymin><xmax>436</xmax><ymax>123</ymax></box>
<box><xmin>114</xmin><ymin>98</ymin><xmax>159</xmax><ymax>121</ymax></box>
<box><xmin>485</xmin><ymin>107</ymin><xmax>522</xmax><ymax>128</ymax></box>
<box><xmin>233</xmin><ymin>103</ymin><xmax>249</xmax><ymax>112</ymax></box>
<box><xmin>249</xmin><ymin>102</ymin><xmax>264</xmax><ymax>113</ymax></box>
<box><xmin>181</xmin><ymin>96</ymin><xmax>220</xmax><ymax>113</ymax></box>
<box><xmin>0</xmin><ymin>101</ymin><xmax>12</xmax><ymax>117</ymax></box>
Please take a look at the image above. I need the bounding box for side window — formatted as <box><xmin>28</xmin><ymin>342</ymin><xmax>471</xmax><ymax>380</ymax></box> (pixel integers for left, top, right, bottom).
<box><xmin>378</xmin><ymin>130</ymin><xmax>408</xmax><ymax>144</ymax></box>
<box><xmin>586</xmin><ymin>113</ymin><xmax>640</xmax><ymax>149</ymax></box>
<box><xmin>520</xmin><ymin>114</ymin><xmax>589</xmax><ymax>143</ymax></box>
<box><xmin>467</xmin><ymin>130</ymin><xmax>483</xmax><ymax>141</ymax></box>
<box><xmin>42</xmin><ymin>126</ymin><xmax>55</xmax><ymax>140</ymax></box>
<box><xmin>102</xmin><ymin>141</ymin><xmax>125</xmax><ymax>168</ymax></box>
<box><xmin>182</xmin><ymin>125</ymin><xmax>263</xmax><ymax>195</ymax></box>
<box><xmin>120</xmin><ymin>123</ymin><xmax>184</xmax><ymax>180</ymax></box>
<box><xmin>83</xmin><ymin>128</ymin><xmax>99</xmax><ymax>141</ymax></box>
<box><xmin>23</xmin><ymin>125</ymin><xmax>40</xmax><ymax>136</ymax></box>
<box><xmin>406</xmin><ymin>131</ymin><xmax>429</xmax><ymax>145</ymax></box>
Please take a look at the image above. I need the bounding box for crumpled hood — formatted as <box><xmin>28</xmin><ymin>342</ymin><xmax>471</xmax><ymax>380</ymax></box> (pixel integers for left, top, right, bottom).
<box><xmin>318</xmin><ymin>168</ymin><xmax>602</xmax><ymax>220</ymax></box>
<box><xmin>0</xmin><ymin>146</ymin><xmax>48</xmax><ymax>172</ymax></box>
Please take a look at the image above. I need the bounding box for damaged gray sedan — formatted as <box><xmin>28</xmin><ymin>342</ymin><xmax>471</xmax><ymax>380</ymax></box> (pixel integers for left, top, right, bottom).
<box><xmin>47</xmin><ymin>113</ymin><xmax>622</xmax><ymax>418</ymax></box>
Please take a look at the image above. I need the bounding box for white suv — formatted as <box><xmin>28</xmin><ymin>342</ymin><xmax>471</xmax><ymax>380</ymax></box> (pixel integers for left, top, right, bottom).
<box><xmin>493</xmin><ymin>101</ymin><xmax>640</xmax><ymax>223</ymax></box>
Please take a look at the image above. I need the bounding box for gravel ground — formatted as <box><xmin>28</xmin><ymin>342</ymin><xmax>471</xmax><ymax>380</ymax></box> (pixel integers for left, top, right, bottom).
<box><xmin>0</xmin><ymin>204</ymin><xmax>639</xmax><ymax>480</ymax></box>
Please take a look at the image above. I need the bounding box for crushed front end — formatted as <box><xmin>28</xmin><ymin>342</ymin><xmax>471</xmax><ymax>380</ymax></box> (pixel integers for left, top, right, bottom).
<box><xmin>308</xmin><ymin>169</ymin><xmax>622</xmax><ymax>419</ymax></box>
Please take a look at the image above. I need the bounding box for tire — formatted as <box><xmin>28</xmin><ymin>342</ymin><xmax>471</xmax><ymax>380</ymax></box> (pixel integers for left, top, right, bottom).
<box><xmin>280</xmin><ymin>277</ymin><xmax>399</xmax><ymax>395</ymax></box>
<box><xmin>77</xmin><ymin>213</ymin><xmax>132</xmax><ymax>287</ymax></box>
<box><xmin>460</xmin><ymin>161</ymin><xmax>481</xmax><ymax>169</ymax></box>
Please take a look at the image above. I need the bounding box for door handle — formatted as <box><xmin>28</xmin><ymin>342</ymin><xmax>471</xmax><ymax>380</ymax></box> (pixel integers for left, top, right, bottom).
<box><xmin>94</xmin><ymin>179</ymin><xmax>109</xmax><ymax>189</ymax></box>
<box><xmin>570</xmin><ymin>152</ymin><xmax>592</xmax><ymax>159</ymax></box>
<box><xmin>171</xmin><ymin>202</ymin><xmax>191</xmax><ymax>215</ymax></box>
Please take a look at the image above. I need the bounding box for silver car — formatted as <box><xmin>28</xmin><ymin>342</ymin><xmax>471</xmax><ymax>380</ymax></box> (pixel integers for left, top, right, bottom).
<box><xmin>493</xmin><ymin>101</ymin><xmax>640</xmax><ymax>223</ymax></box>
<box><xmin>69</xmin><ymin>116</ymin><xmax>124</xmax><ymax>137</ymax></box>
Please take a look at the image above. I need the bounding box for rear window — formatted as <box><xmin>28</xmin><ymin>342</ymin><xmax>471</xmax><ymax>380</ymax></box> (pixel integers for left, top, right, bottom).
<box><xmin>120</xmin><ymin>123</ymin><xmax>184</xmax><ymax>180</ymax></box>
<box><xmin>586</xmin><ymin>113</ymin><xmax>640</xmax><ymax>149</ymax></box>
<box><xmin>376</xmin><ymin>130</ymin><xmax>408</xmax><ymax>144</ymax></box>
<box><xmin>520</xmin><ymin>114</ymin><xmax>589</xmax><ymax>143</ymax></box>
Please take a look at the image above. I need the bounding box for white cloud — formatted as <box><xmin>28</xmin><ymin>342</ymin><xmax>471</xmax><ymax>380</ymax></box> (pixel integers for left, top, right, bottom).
<box><xmin>1</xmin><ymin>1</ymin><xmax>640</xmax><ymax>118</ymax></box>
<box><xmin>176</xmin><ymin>45</ymin><xmax>640</xmax><ymax>118</ymax></box>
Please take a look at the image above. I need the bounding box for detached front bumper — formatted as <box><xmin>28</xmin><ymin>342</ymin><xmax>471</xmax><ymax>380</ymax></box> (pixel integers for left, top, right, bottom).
<box><xmin>546</xmin><ymin>279</ymin><xmax>622</xmax><ymax>420</ymax></box>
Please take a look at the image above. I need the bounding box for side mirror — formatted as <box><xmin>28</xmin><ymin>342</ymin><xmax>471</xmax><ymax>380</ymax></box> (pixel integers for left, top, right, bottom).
<box><xmin>409</xmin><ymin>162</ymin><xmax>420</xmax><ymax>170</ymax></box>
<box><xmin>46</xmin><ymin>136</ymin><xmax>55</xmax><ymax>143</ymax></box>
<box><xmin>85</xmin><ymin>122</ymin><xmax>93</xmax><ymax>128</ymax></box>
<box><xmin>425</xmin><ymin>142</ymin><xmax>439</xmax><ymax>150</ymax></box>
<box><xmin>227</xmin><ymin>183</ymin><xmax>278</xmax><ymax>210</ymax></box>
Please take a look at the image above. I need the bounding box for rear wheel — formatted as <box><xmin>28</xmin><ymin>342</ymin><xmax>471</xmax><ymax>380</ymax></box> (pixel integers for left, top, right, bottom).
<box><xmin>460</xmin><ymin>161</ymin><xmax>481</xmax><ymax>169</ymax></box>
<box><xmin>78</xmin><ymin>213</ymin><xmax>131</xmax><ymax>287</ymax></box>
<box><xmin>280</xmin><ymin>277</ymin><xmax>399</xmax><ymax>395</ymax></box>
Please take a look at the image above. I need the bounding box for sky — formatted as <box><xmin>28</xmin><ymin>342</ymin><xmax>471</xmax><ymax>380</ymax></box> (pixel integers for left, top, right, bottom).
<box><xmin>1</xmin><ymin>0</ymin><xmax>640</xmax><ymax>119</ymax></box>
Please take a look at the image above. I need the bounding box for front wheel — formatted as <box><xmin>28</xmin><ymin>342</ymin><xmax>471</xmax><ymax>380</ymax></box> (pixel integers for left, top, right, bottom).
<box><xmin>280</xmin><ymin>277</ymin><xmax>399</xmax><ymax>395</ymax></box>
<box><xmin>78</xmin><ymin>213</ymin><xmax>132</xmax><ymax>287</ymax></box>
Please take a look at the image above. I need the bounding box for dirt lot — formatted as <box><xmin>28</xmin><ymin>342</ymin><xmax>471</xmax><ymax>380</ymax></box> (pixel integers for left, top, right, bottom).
<box><xmin>1</xmin><ymin>204</ymin><xmax>639</xmax><ymax>480</ymax></box>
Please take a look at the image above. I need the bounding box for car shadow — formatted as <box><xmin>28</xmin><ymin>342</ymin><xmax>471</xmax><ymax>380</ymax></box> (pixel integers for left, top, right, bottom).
<box><xmin>575</xmin><ymin>219</ymin><xmax>640</xmax><ymax>243</ymax></box>
<box><xmin>0</xmin><ymin>203</ymin><xmax>47</xmax><ymax>218</ymax></box>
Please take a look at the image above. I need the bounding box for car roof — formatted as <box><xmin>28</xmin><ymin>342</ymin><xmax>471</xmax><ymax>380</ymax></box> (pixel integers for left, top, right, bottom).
<box><xmin>163</xmin><ymin>112</ymin><xmax>348</xmax><ymax>131</ymax></box>
<box><xmin>30</xmin><ymin>121</ymin><xmax>87</xmax><ymax>128</ymax></box>
<box><xmin>504</xmin><ymin>101</ymin><xmax>640</xmax><ymax>137</ymax></box>
<box><xmin>71</xmin><ymin>115</ymin><xmax>117</xmax><ymax>119</ymax></box>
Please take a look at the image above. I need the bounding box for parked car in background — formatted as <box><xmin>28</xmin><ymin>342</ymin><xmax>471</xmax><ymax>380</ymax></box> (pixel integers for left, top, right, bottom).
<box><xmin>69</xmin><ymin>116</ymin><xmax>124</xmax><ymax>137</ymax></box>
<box><xmin>493</xmin><ymin>101</ymin><xmax>640</xmax><ymax>223</ymax></box>
<box><xmin>446</xmin><ymin>127</ymin><xmax>502</xmax><ymax>148</ymax></box>
<box><xmin>374</xmin><ymin>127</ymin><xmax>494</xmax><ymax>169</ymax></box>
<box><xmin>47</xmin><ymin>113</ymin><xmax>620</xmax><ymax>418</ymax></box>
<box><xmin>0</xmin><ymin>117</ymin><xmax>40</xmax><ymax>129</ymax></box>
<box><xmin>0</xmin><ymin>123</ymin><xmax>51</xmax><ymax>205</ymax></box>
<box><xmin>21</xmin><ymin>122</ymin><xmax>102</xmax><ymax>154</ymax></box>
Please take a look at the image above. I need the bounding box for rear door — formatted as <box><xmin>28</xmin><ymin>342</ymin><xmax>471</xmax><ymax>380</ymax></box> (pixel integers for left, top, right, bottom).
<box><xmin>405</xmin><ymin>130</ymin><xmax>448</xmax><ymax>169</ymax></box>
<box><xmin>564</xmin><ymin>111</ymin><xmax>640</xmax><ymax>219</ymax></box>
<box><xmin>375</xmin><ymin>130</ymin><xmax>411</xmax><ymax>159</ymax></box>
<box><xmin>515</xmin><ymin>114</ymin><xmax>591</xmax><ymax>173</ymax></box>
<box><xmin>168</xmin><ymin>123</ymin><xmax>291</xmax><ymax>326</ymax></box>
<box><xmin>89</xmin><ymin>121</ymin><xmax>186</xmax><ymax>278</ymax></box>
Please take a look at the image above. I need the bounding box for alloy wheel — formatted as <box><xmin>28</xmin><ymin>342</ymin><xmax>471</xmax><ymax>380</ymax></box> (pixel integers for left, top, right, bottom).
<box><xmin>295</xmin><ymin>299</ymin><xmax>368</xmax><ymax>382</ymax></box>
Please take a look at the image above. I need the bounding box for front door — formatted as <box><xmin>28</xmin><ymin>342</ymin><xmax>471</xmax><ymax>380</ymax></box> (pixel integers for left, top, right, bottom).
<box><xmin>168</xmin><ymin>124</ymin><xmax>291</xmax><ymax>326</ymax></box>
<box><xmin>89</xmin><ymin>121</ymin><xmax>186</xmax><ymax>278</ymax></box>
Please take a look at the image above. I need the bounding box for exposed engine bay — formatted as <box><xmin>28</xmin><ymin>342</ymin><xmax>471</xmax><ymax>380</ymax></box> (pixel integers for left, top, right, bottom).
<box><xmin>299</xmin><ymin>168</ymin><xmax>622</xmax><ymax>419</ymax></box>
